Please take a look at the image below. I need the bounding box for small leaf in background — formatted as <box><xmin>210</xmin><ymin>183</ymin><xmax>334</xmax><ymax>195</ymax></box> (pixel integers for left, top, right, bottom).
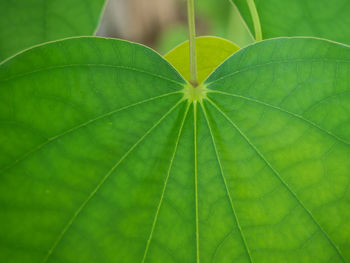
<box><xmin>1</xmin><ymin>36</ymin><xmax>350</xmax><ymax>262</ymax></box>
<box><xmin>0</xmin><ymin>0</ymin><xmax>106</xmax><ymax>61</ymax></box>
<box><xmin>155</xmin><ymin>0</ymin><xmax>253</xmax><ymax>53</ymax></box>
<box><xmin>226</xmin><ymin>6</ymin><xmax>254</xmax><ymax>47</ymax></box>
<box><xmin>231</xmin><ymin>0</ymin><xmax>350</xmax><ymax>44</ymax></box>
<box><xmin>156</xmin><ymin>23</ymin><xmax>189</xmax><ymax>55</ymax></box>
<box><xmin>165</xmin><ymin>36</ymin><xmax>240</xmax><ymax>84</ymax></box>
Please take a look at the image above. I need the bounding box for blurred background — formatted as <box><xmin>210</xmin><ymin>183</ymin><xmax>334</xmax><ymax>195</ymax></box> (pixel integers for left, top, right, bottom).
<box><xmin>96</xmin><ymin>0</ymin><xmax>254</xmax><ymax>54</ymax></box>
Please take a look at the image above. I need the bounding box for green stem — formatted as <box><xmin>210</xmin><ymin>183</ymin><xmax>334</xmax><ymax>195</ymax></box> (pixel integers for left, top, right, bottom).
<box><xmin>187</xmin><ymin>0</ymin><xmax>198</xmax><ymax>87</ymax></box>
<box><xmin>246</xmin><ymin>0</ymin><xmax>262</xmax><ymax>41</ymax></box>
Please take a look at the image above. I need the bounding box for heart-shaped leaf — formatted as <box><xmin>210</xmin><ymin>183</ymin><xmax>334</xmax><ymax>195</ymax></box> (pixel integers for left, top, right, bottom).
<box><xmin>231</xmin><ymin>0</ymin><xmax>350</xmax><ymax>44</ymax></box>
<box><xmin>0</xmin><ymin>0</ymin><xmax>106</xmax><ymax>61</ymax></box>
<box><xmin>0</xmin><ymin>36</ymin><xmax>350</xmax><ymax>262</ymax></box>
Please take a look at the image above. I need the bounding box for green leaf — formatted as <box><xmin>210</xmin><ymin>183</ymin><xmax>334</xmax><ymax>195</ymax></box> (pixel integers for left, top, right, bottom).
<box><xmin>231</xmin><ymin>0</ymin><xmax>350</xmax><ymax>45</ymax></box>
<box><xmin>0</xmin><ymin>0</ymin><xmax>106</xmax><ymax>61</ymax></box>
<box><xmin>165</xmin><ymin>36</ymin><xmax>240</xmax><ymax>84</ymax></box>
<box><xmin>1</xmin><ymin>36</ymin><xmax>350</xmax><ymax>262</ymax></box>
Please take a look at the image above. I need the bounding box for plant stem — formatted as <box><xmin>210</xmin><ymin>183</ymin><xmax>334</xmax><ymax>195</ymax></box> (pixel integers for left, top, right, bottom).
<box><xmin>246</xmin><ymin>0</ymin><xmax>262</xmax><ymax>41</ymax></box>
<box><xmin>187</xmin><ymin>0</ymin><xmax>198</xmax><ymax>87</ymax></box>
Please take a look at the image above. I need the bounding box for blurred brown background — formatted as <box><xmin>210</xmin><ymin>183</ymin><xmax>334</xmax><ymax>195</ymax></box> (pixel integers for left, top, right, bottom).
<box><xmin>96</xmin><ymin>0</ymin><xmax>253</xmax><ymax>54</ymax></box>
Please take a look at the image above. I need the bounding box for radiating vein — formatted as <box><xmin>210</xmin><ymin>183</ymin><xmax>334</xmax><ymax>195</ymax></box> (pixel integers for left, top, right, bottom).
<box><xmin>141</xmin><ymin>102</ymin><xmax>190</xmax><ymax>263</ymax></box>
<box><xmin>193</xmin><ymin>102</ymin><xmax>200</xmax><ymax>263</ymax></box>
<box><xmin>208</xmin><ymin>90</ymin><xmax>350</xmax><ymax>145</ymax></box>
<box><xmin>206</xmin><ymin>97</ymin><xmax>346</xmax><ymax>262</ymax></box>
<box><xmin>0</xmin><ymin>91</ymin><xmax>181</xmax><ymax>175</ymax></box>
<box><xmin>42</xmin><ymin>98</ymin><xmax>184</xmax><ymax>263</ymax></box>
<box><xmin>200</xmin><ymin>101</ymin><xmax>253</xmax><ymax>263</ymax></box>
<box><xmin>205</xmin><ymin>57</ymin><xmax>350</xmax><ymax>86</ymax></box>
<box><xmin>1</xmin><ymin>63</ymin><xmax>185</xmax><ymax>87</ymax></box>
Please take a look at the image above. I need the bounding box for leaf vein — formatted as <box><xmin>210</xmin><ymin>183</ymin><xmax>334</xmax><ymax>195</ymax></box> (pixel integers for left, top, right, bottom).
<box><xmin>206</xmin><ymin>57</ymin><xmax>350</xmax><ymax>86</ymax></box>
<box><xmin>209</xmin><ymin>90</ymin><xmax>350</xmax><ymax>145</ymax></box>
<box><xmin>141</xmin><ymin>102</ymin><xmax>190</xmax><ymax>263</ymax></box>
<box><xmin>200</xmin><ymin>101</ymin><xmax>254</xmax><ymax>263</ymax></box>
<box><xmin>194</xmin><ymin>102</ymin><xmax>200</xmax><ymax>263</ymax></box>
<box><xmin>206</xmin><ymin>97</ymin><xmax>346</xmax><ymax>262</ymax></box>
<box><xmin>0</xmin><ymin>91</ymin><xmax>181</xmax><ymax>175</ymax></box>
<box><xmin>1</xmin><ymin>64</ymin><xmax>185</xmax><ymax>87</ymax></box>
<box><xmin>42</xmin><ymin>98</ymin><xmax>184</xmax><ymax>263</ymax></box>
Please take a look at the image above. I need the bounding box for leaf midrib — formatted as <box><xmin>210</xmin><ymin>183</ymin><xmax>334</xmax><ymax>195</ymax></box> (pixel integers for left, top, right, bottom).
<box><xmin>194</xmin><ymin>102</ymin><xmax>200</xmax><ymax>263</ymax></box>
<box><xmin>201</xmin><ymin>102</ymin><xmax>254</xmax><ymax>263</ymax></box>
<box><xmin>141</xmin><ymin>103</ymin><xmax>191</xmax><ymax>263</ymax></box>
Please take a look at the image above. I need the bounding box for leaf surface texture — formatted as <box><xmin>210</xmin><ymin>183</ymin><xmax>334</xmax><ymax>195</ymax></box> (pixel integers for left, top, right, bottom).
<box><xmin>0</xmin><ymin>37</ymin><xmax>350</xmax><ymax>262</ymax></box>
<box><xmin>0</xmin><ymin>0</ymin><xmax>106</xmax><ymax>61</ymax></box>
<box><xmin>232</xmin><ymin>0</ymin><xmax>350</xmax><ymax>44</ymax></box>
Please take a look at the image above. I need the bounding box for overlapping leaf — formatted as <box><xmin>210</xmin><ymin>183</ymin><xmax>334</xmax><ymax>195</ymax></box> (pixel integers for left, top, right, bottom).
<box><xmin>231</xmin><ymin>0</ymin><xmax>350</xmax><ymax>45</ymax></box>
<box><xmin>0</xmin><ymin>0</ymin><xmax>106</xmax><ymax>61</ymax></box>
<box><xmin>165</xmin><ymin>36</ymin><xmax>240</xmax><ymax>84</ymax></box>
